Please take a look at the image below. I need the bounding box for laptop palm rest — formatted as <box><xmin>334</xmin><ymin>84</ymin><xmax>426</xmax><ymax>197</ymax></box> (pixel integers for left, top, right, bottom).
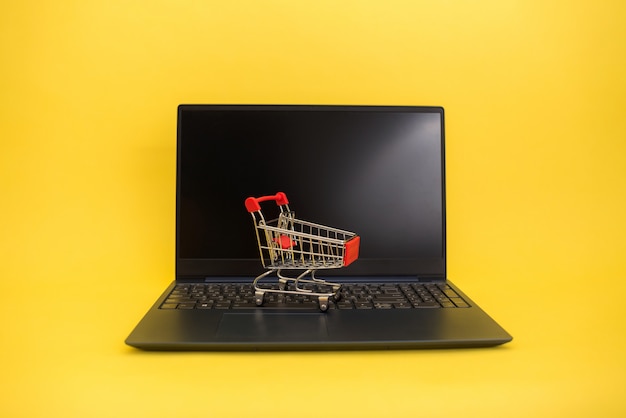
<box><xmin>216</xmin><ymin>313</ymin><xmax>328</xmax><ymax>341</ymax></box>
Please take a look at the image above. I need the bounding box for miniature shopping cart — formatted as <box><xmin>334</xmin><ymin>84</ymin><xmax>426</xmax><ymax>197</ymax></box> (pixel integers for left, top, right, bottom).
<box><xmin>245</xmin><ymin>192</ymin><xmax>360</xmax><ymax>311</ymax></box>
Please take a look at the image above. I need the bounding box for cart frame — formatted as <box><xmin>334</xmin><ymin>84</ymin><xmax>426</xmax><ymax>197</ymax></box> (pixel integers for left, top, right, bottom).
<box><xmin>245</xmin><ymin>192</ymin><xmax>360</xmax><ymax>311</ymax></box>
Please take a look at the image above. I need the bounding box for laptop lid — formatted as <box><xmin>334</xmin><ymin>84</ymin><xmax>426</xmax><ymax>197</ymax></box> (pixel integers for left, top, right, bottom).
<box><xmin>176</xmin><ymin>105</ymin><xmax>446</xmax><ymax>281</ymax></box>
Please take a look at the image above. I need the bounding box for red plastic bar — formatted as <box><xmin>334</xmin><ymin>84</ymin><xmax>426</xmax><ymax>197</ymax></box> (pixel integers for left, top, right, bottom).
<box><xmin>343</xmin><ymin>236</ymin><xmax>360</xmax><ymax>267</ymax></box>
<box><xmin>273</xmin><ymin>234</ymin><xmax>296</xmax><ymax>249</ymax></box>
<box><xmin>245</xmin><ymin>192</ymin><xmax>289</xmax><ymax>213</ymax></box>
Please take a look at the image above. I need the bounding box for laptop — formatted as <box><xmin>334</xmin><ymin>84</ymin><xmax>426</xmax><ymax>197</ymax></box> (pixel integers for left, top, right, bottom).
<box><xmin>125</xmin><ymin>104</ymin><xmax>512</xmax><ymax>350</ymax></box>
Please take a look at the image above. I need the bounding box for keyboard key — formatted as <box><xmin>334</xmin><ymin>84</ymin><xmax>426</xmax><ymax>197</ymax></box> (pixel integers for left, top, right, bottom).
<box><xmin>373</xmin><ymin>296</ymin><xmax>407</xmax><ymax>303</ymax></box>
<box><xmin>412</xmin><ymin>301</ymin><xmax>440</xmax><ymax>308</ymax></box>
<box><xmin>231</xmin><ymin>301</ymin><xmax>259</xmax><ymax>308</ymax></box>
<box><xmin>262</xmin><ymin>302</ymin><xmax>319</xmax><ymax>309</ymax></box>
<box><xmin>450</xmin><ymin>298</ymin><xmax>469</xmax><ymax>308</ymax></box>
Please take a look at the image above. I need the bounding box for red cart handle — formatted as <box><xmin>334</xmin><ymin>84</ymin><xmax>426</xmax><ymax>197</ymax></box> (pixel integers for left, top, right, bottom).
<box><xmin>245</xmin><ymin>192</ymin><xmax>289</xmax><ymax>213</ymax></box>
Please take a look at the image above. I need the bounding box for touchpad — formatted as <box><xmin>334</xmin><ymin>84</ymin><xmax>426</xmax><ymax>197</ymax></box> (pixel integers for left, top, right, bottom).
<box><xmin>216</xmin><ymin>313</ymin><xmax>328</xmax><ymax>342</ymax></box>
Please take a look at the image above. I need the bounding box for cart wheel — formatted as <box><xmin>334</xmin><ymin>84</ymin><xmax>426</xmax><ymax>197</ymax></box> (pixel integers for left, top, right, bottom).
<box><xmin>318</xmin><ymin>296</ymin><xmax>329</xmax><ymax>312</ymax></box>
<box><xmin>255</xmin><ymin>290</ymin><xmax>265</xmax><ymax>306</ymax></box>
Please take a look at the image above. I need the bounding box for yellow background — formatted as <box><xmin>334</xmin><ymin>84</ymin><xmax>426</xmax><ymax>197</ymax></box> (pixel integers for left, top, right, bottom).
<box><xmin>1</xmin><ymin>0</ymin><xmax>625</xmax><ymax>417</ymax></box>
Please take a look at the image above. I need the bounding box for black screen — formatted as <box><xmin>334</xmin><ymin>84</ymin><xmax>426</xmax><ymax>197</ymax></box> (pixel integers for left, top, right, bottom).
<box><xmin>176</xmin><ymin>105</ymin><xmax>445</xmax><ymax>278</ymax></box>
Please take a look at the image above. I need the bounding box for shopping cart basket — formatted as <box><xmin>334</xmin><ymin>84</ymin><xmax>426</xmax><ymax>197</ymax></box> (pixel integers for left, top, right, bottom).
<box><xmin>245</xmin><ymin>192</ymin><xmax>360</xmax><ymax>311</ymax></box>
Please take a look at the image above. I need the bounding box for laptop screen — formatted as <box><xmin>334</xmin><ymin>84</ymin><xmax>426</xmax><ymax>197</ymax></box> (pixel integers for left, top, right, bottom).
<box><xmin>176</xmin><ymin>105</ymin><xmax>445</xmax><ymax>279</ymax></box>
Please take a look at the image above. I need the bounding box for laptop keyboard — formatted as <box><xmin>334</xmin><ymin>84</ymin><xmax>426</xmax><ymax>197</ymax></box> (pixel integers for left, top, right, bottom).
<box><xmin>160</xmin><ymin>283</ymin><xmax>469</xmax><ymax>310</ymax></box>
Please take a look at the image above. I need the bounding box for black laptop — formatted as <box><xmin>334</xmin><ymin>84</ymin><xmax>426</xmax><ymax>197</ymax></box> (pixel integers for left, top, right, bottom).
<box><xmin>125</xmin><ymin>104</ymin><xmax>512</xmax><ymax>350</ymax></box>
